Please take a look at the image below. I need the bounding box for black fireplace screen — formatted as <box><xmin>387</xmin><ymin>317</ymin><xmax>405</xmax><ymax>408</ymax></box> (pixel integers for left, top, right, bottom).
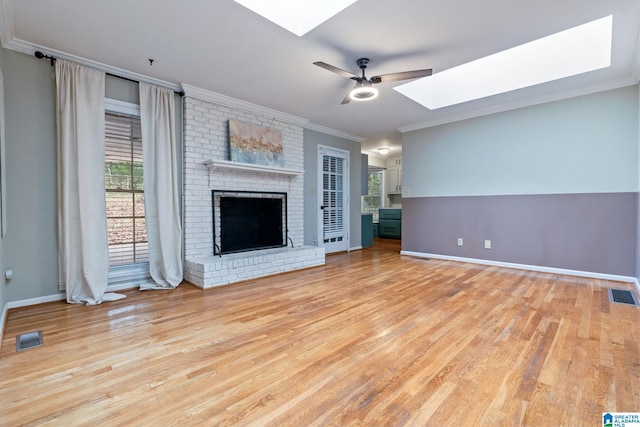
<box><xmin>212</xmin><ymin>190</ymin><xmax>287</xmax><ymax>255</ymax></box>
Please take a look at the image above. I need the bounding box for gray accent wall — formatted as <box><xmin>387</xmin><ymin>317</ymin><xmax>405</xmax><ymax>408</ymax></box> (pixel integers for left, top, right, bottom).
<box><xmin>403</xmin><ymin>193</ymin><xmax>637</xmax><ymax>276</ymax></box>
<box><xmin>303</xmin><ymin>128</ymin><xmax>361</xmax><ymax>249</ymax></box>
<box><xmin>402</xmin><ymin>85</ymin><xmax>640</xmax><ymax>277</ymax></box>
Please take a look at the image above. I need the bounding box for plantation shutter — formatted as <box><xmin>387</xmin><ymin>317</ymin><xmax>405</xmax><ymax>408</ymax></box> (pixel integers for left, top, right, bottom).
<box><xmin>322</xmin><ymin>154</ymin><xmax>345</xmax><ymax>241</ymax></box>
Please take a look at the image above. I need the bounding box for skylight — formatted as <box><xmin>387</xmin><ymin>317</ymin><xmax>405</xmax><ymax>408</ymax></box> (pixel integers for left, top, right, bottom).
<box><xmin>394</xmin><ymin>15</ymin><xmax>613</xmax><ymax>110</ymax></box>
<box><xmin>233</xmin><ymin>0</ymin><xmax>358</xmax><ymax>37</ymax></box>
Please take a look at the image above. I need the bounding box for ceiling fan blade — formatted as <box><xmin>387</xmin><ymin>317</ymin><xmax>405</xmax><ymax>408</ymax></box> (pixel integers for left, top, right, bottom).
<box><xmin>370</xmin><ymin>69</ymin><xmax>433</xmax><ymax>84</ymax></box>
<box><xmin>314</xmin><ymin>61</ymin><xmax>359</xmax><ymax>79</ymax></box>
<box><xmin>340</xmin><ymin>91</ymin><xmax>352</xmax><ymax>105</ymax></box>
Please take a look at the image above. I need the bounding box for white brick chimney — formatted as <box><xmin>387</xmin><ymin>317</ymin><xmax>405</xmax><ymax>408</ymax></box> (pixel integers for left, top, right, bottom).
<box><xmin>181</xmin><ymin>85</ymin><xmax>324</xmax><ymax>288</ymax></box>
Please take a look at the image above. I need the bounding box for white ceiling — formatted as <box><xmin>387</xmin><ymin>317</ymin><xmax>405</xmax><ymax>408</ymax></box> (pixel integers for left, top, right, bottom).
<box><xmin>1</xmin><ymin>0</ymin><xmax>639</xmax><ymax>158</ymax></box>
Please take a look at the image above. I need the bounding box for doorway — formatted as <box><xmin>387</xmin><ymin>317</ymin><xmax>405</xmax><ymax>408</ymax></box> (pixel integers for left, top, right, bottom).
<box><xmin>317</xmin><ymin>146</ymin><xmax>349</xmax><ymax>253</ymax></box>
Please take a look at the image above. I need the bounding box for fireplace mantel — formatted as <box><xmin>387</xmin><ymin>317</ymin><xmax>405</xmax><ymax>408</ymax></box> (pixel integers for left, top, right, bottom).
<box><xmin>203</xmin><ymin>159</ymin><xmax>303</xmax><ymax>177</ymax></box>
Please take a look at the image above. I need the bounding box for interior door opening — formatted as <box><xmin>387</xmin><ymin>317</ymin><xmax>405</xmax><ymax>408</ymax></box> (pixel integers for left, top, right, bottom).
<box><xmin>318</xmin><ymin>146</ymin><xmax>349</xmax><ymax>253</ymax></box>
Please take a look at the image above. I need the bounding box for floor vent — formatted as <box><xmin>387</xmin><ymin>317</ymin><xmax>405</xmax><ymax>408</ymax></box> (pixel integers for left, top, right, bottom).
<box><xmin>608</xmin><ymin>289</ymin><xmax>639</xmax><ymax>307</ymax></box>
<box><xmin>16</xmin><ymin>331</ymin><xmax>44</xmax><ymax>352</ymax></box>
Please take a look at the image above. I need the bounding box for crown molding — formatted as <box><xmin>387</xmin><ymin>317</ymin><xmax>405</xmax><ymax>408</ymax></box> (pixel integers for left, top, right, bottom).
<box><xmin>182</xmin><ymin>83</ymin><xmax>361</xmax><ymax>141</ymax></box>
<box><xmin>632</xmin><ymin>27</ymin><xmax>640</xmax><ymax>83</ymax></box>
<box><xmin>0</xmin><ymin>1</ymin><xmax>181</xmax><ymax>94</ymax></box>
<box><xmin>28</xmin><ymin>42</ymin><xmax>182</xmax><ymax>92</ymax></box>
<box><xmin>0</xmin><ymin>0</ymin><xmax>14</xmax><ymax>49</ymax></box>
<box><xmin>304</xmin><ymin>122</ymin><xmax>364</xmax><ymax>143</ymax></box>
<box><xmin>398</xmin><ymin>76</ymin><xmax>639</xmax><ymax>133</ymax></box>
<box><xmin>182</xmin><ymin>83</ymin><xmax>309</xmax><ymax>128</ymax></box>
<box><xmin>2</xmin><ymin>36</ymin><xmax>35</xmax><ymax>55</ymax></box>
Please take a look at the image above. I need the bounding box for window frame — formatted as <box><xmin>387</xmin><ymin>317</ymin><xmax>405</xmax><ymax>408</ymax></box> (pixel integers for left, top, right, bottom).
<box><xmin>105</xmin><ymin>98</ymin><xmax>151</xmax><ymax>287</ymax></box>
<box><xmin>362</xmin><ymin>168</ymin><xmax>383</xmax><ymax>222</ymax></box>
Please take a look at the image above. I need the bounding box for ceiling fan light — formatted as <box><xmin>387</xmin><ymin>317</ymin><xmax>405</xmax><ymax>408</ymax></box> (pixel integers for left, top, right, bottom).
<box><xmin>350</xmin><ymin>86</ymin><xmax>379</xmax><ymax>101</ymax></box>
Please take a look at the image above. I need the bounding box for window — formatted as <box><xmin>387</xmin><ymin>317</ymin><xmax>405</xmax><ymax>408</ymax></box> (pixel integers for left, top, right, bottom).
<box><xmin>105</xmin><ymin>112</ymin><xmax>148</xmax><ymax>266</ymax></box>
<box><xmin>362</xmin><ymin>170</ymin><xmax>382</xmax><ymax>221</ymax></box>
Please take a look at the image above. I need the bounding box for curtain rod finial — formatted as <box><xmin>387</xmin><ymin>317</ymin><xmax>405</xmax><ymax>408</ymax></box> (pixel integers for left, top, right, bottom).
<box><xmin>35</xmin><ymin>51</ymin><xmax>56</xmax><ymax>66</ymax></box>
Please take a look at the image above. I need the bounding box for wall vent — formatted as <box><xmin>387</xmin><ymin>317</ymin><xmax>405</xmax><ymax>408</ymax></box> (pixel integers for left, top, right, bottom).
<box><xmin>16</xmin><ymin>331</ymin><xmax>44</xmax><ymax>352</ymax></box>
<box><xmin>608</xmin><ymin>289</ymin><xmax>639</xmax><ymax>307</ymax></box>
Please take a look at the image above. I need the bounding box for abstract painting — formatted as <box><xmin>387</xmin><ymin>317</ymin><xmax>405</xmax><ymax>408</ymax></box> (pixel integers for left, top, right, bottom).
<box><xmin>229</xmin><ymin>119</ymin><xmax>284</xmax><ymax>167</ymax></box>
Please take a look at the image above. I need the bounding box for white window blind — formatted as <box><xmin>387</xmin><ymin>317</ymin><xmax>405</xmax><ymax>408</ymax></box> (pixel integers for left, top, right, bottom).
<box><xmin>105</xmin><ymin>112</ymin><xmax>149</xmax><ymax>266</ymax></box>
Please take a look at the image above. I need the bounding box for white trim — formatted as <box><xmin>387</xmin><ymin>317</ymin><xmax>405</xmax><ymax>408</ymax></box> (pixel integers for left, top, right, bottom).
<box><xmin>203</xmin><ymin>159</ymin><xmax>303</xmax><ymax>176</ymax></box>
<box><xmin>182</xmin><ymin>83</ymin><xmax>309</xmax><ymax>127</ymax></box>
<box><xmin>0</xmin><ymin>0</ymin><xmax>14</xmax><ymax>50</ymax></box>
<box><xmin>349</xmin><ymin>246</ymin><xmax>363</xmax><ymax>251</ymax></box>
<box><xmin>317</xmin><ymin>145</ymin><xmax>350</xmax><ymax>254</ymax></box>
<box><xmin>634</xmin><ymin>278</ymin><xmax>640</xmax><ymax>296</ymax></box>
<box><xmin>105</xmin><ymin>98</ymin><xmax>140</xmax><ymax>117</ymax></box>
<box><xmin>398</xmin><ymin>77</ymin><xmax>638</xmax><ymax>132</ymax></box>
<box><xmin>1</xmin><ymin>36</ymin><xmax>182</xmax><ymax>93</ymax></box>
<box><xmin>106</xmin><ymin>282</ymin><xmax>149</xmax><ymax>293</ymax></box>
<box><xmin>0</xmin><ymin>302</ymin><xmax>7</xmax><ymax>349</ymax></box>
<box><xmin>401</xmin><ymin>250</ymin><xmax>638</xmax><ymax>284</ymax></box>
<box><xmin>7</xmin><ymin>293</ymin><xmax>65</xmax><ymax>309</ymax></box>
<box><xmin>304</xmin><ymin>122</ymin><xmax>364</xmax><ymax>143</ymax></box>
<box><xmin>0</xmin><ymin>37</ymin><xmax>31</xmax><ymax>55</ymax></box>
<box><xmin>4</xmin><ymin>285</ymin><xmax>144</xmax><ymax>309</ymax></box>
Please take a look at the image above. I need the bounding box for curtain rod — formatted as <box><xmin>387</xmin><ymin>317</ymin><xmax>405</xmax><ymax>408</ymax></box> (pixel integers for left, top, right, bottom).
<box><xmin>34</xmin><ymin>51</ymin><xmax>185</xmax><ymax>97</ymax></box>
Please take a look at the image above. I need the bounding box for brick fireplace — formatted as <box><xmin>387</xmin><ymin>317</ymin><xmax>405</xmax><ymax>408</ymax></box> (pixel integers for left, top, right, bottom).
<box><xmin>181</xmin><ymin>85</ymin><xmax>324</xmax><ymax>289</ymax></box>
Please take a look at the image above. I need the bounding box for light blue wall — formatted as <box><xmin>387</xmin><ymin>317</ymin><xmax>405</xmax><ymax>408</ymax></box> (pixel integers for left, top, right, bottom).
<box><xmin>2</xmin><ymin>48</ymin><xmax>59</xmax><ymax>302</ymax></box>
<box><xmin>303</xmin><ymin>129</ymin><xmax>362</xmax><ymax>249</ymax></box>
<box><xmin>403</xmin><ymin>86</ymin><xmax>639</xmax><ymax>198</ymax></box>
<box><xmin>637</xmin><ymin>84</ymin><xmax>640</xmax><ymax>282</ymax></box>
<box><xmin>1</xmin><ymin>49</ymin><xmax>183</xmax><ymax>303</ymax></box>
<box><xmin>401</xmin><ymin>85</ymin><xmax>640</xmax><ymax>277</ymax></box>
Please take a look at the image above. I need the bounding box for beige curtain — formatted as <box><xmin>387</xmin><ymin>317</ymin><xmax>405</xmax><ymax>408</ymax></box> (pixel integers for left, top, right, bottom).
<box><xmin>56</xmin><ymin>59</ymin><xmax>125</xmax><ymax>304</ymax></box>
<box><xmin>139</xmin><ymin>82</ymin><xmax>183</xmax><ymax>289</ymax></box>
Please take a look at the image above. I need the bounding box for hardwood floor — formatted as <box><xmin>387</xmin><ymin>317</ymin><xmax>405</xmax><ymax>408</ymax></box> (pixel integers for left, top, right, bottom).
<box><xmin>1</xmin><ymin>239</ymin><xmax>638</xmax><ymax>426</ymax></box>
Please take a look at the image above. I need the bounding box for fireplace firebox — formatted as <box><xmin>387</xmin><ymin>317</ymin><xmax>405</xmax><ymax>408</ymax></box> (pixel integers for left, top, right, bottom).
<box><xmin>212</xmin><ymin>190</ymin><xmax>288</xmax><ymax>255</ymax></box>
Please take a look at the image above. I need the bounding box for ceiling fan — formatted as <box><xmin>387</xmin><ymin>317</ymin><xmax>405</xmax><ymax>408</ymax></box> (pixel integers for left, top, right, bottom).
<box><xmin>313</xmin><ymin>58</ymin><xmax>432</xmax><ymax>104</ymax></box>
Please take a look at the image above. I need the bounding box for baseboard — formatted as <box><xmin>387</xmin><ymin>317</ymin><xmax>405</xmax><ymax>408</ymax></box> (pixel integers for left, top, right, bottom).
<box><xmin>6</xmin><ymin>293</ymin><xmax>65</xmax><ymax>309</ymax></box>
<box><xmin>400</xmin><ymin>251</ymin><xmax>638</xmax><ymax>284</ymax></box>
<box><xmin>3</xmin><ymin>281</ymin><xmax>154</xmax><ymax>311</ymax></box>
<box><xmin>0</xmin><ymin>302</ymin><xmax>7</xmax><ymax>352</ymax></box>
<box><xmin>349</xmin><ymin>246</ymin><xmax>363</xmax><ymax>252</ymax></box>
<box><xmin>106</xmin><ymin>281</ymin><xmax>152</xmax><ymax>293</ymax></box>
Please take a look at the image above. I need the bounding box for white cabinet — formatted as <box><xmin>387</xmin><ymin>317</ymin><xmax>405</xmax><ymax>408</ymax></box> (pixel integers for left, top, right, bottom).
<box><xmin>386</xmin><ymin>157</ymin><xmax>402</xmax><ymax>194</ymax></box>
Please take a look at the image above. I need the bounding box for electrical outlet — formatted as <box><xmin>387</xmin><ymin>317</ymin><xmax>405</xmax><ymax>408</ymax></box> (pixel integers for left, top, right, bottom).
<box><xmin>457</xmin><ymin>238</ymin><xmax>463</xmax><ymax>246</ymax></box>
<box><xmin>484</xmin><ymin>240</ymin><xmax>492</xmax><ymax>249</ymax></box>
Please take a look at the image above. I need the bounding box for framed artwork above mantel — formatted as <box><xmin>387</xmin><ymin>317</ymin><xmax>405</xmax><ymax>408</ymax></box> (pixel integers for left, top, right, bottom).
<box><xmin>229</xmin><ymin>119</ymin><xmax>284</xmax><ymax>168</ymax></box>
